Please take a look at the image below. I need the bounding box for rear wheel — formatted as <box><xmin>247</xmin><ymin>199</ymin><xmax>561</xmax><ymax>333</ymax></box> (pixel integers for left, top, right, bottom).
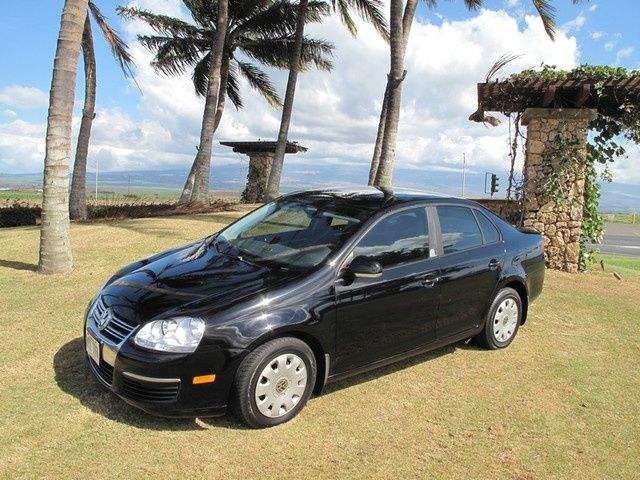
<box><xmin>231</xmin><ymin>337</ymin><xmax>316</xmax><ymax>428</ymax></box>
<box><xmin>475</xmin><ymin>287</ymin><xmax>522</xmax><ymax>350</ymax></box>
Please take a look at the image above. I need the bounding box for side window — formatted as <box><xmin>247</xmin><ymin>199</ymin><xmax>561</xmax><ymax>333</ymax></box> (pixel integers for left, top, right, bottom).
<box><xmin>437</xmin><ymin>206</ymin><xmax>483</xmax><ymax>254</ymax></box>
<box><xmin>352</xmin><ymin>208</ymin><xmax>429</xmax><ymax>268</ymax></box>
<box><xmin>475</xmin><ymin>210</ymin><xmax>501</xmax><ymax>244</ymax></box>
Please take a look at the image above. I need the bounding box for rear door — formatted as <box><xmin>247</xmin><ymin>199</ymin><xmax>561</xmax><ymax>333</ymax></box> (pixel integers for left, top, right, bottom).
<box><xmin>435</xmin><ymin>205</ymin><xmax>505</xmax><ymax>339</ymax></box>
<box><xmin>333</xmin><ymin>206</ymin><xmax>441</xmax><ymax>372</ymax></box>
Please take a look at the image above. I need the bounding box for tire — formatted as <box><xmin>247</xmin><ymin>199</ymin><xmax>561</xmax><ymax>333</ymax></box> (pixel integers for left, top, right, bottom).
<box><xmin>231</xmin><ymin>337</ymin><xmax>317</xmax><ymax>428</ymax></box>
<box><xmin>474</xmin><ymin>287</ymin><xmax>522</xmax><ymax>350</ymax></box>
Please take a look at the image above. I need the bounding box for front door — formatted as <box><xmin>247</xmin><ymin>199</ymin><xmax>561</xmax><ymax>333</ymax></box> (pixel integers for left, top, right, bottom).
<box><xmin>333</xmin><ymin>206</ymin><xmax>441</xmax><ymax>373</ymax></box>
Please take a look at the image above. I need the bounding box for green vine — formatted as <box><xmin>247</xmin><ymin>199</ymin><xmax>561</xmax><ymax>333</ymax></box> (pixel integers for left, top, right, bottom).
<box><xmin>506</xmin><ymin>65</ymin><xmax>640</xmax><ymax>270</ymax></box>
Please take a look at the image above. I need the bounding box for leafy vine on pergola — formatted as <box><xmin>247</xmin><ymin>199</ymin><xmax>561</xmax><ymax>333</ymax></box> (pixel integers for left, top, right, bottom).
<box><xmin>470</xmin><ymin>64</ymin><xmax>640</xmax><ymax>269</ymax></box>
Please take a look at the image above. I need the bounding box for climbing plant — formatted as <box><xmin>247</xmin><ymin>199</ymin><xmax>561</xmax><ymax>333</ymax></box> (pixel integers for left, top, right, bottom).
<box><xmin>505</xmin><ymin>65</ymin><xmax>640</xmax><ymax>269</ymax></box>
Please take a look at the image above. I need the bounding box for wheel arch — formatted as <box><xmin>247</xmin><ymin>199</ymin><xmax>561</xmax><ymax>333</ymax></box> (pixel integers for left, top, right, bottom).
<box><xmin>501</xmin><ymin>279</ymin><xmax>529</xmax><ymax>324</ymax></box>
<box><xmin>246</xmin><ymin>329</ymin><xmax>329</xmax><ymax>395</ymax></box>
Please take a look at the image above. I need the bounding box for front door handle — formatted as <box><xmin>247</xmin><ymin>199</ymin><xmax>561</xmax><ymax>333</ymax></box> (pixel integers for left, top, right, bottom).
<box><xmin>488</xmin><ymin>259</ymin><xmax>500</xmax><ymax>270</ymax></box>
<box><xmin>421</xmin><ymin>275</ymin><xmax>440</xmax><ymax>288</ymax></box>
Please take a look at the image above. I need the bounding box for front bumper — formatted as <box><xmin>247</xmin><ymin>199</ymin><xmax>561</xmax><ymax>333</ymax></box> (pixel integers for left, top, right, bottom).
<box><xmin>84</xmin><ymin>320</ymin><xmax>247</xmax><ymax>418</ymax></box>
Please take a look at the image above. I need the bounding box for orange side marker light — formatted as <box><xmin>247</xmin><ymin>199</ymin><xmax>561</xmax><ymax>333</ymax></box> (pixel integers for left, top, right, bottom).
<box><xmin>193</xmin><ymin>374</ymin><xmax>216</xmax><ymax>385</ymax></box>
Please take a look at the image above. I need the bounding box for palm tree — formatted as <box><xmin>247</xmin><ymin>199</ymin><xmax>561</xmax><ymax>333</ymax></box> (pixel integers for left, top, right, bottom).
<box><xmin>263</xmin><ymin>0</ymin><xmax>389</xmax><ymax>201</ymax></box>
<box><xmin>369</xmin><ymin>0</ymin><xmax>561</xmax><ymax>188</ymax></box>
<box><xmin>69</xmin><ymin>2</ymin><xmax>135</xmax><ymax>220</ymax></box>
<box><xmin>39</xmin><ymin>0</ymin><xmax>89</xmax><ymax>274</ymax></box>
<box><xmin>120</xmin><ymin>0</ymin><xmax>333</xmax><ymax>204</ymax></box>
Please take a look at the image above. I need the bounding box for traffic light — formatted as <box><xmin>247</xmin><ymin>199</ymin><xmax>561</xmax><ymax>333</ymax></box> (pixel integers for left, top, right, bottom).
<box><xmin>490</xmin><ymin>174</ymin><xmax>499</xmax><ymax>196</ymax></box>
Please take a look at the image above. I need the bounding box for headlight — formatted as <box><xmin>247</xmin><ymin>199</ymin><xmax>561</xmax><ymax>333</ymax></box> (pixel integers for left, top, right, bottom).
<box><xmin>134</xmin><ymin>317</ymin><xmax>205</xmax><ymax>353</ymax></box>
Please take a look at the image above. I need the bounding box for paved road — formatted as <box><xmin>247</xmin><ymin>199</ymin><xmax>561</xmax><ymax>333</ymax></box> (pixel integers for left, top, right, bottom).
<box><xmin>593</xmin><ymin>222</ymin><xmax>640</xmax><ymax>256</ymax></box>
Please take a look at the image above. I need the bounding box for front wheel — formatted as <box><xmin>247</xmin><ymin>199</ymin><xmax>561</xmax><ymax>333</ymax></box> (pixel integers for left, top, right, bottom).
<box><xmin>474</xmin><ymin>287</ymin><xmax>522</xmax><ymax>350</ymax></box>
<box><xmin>231</xmin><ymin>337</ymin><xmax>316</xmax><ymax>428</ymax></box>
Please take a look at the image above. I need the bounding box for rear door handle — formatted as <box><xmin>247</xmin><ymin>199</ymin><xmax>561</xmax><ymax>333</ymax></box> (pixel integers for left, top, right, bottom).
<box><xmin>488</xmin><ymin>259</ymin><xmax>500</xmax><ymax>270</ymax></box>
<box><xmin>421</xmin><ymin>275</ymin><xmax>440</xmax><ymax>288</ymax></box>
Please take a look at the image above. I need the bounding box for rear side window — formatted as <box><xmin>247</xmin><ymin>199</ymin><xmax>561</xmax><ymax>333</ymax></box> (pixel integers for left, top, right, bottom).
<box><xmin>437</xmin><ymin>206</ymin><xmax>482</xmax><ymax>254</ymax></box>
<box><xmin>475</xmin><ymin>210</ymin><xmax>501</xmax><ymax>244</ymax></box>
<box><xmin>353</xmin><ymin>207</ymin><xmax>429</xmax><ymax>267</ymax></box>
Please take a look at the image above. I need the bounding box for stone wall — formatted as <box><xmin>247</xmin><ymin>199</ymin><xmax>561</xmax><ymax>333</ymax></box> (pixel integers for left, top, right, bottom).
<box><xmin>521</xmin><ymin>108</ymin><xmax>597</xmax><ymax>273</ymax></box>
<box><xmin>242</xmin><ymin>153</ymin><xmax>274</xmax><ymax>203</ymax></box>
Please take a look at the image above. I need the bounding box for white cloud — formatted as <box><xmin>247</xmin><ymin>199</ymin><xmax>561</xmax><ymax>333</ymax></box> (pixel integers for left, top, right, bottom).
<box><xmin>590</xmin><ymin>31</ymin><xmax>604</xmax><ymax>40</ymax></box>
<box><xmin>588</xmin><ymin>4</ymin><xmax>598</xmax><ymax>12</ymax></box>
<box><xmin>562</xmin><ymin>13</ymin><xmax>586</xmax><ymax>33</ymax></box>
<box><xmin>0</xmin><ymin>85</ymin><xmax>48</xmax><ymax>110</ymax></box>
<box><xmin>604</xmin><ymin>41</ymin><xmax>615</xmax><ymax>52</ymax></box>
<box><xmin>615</xmin><ymin>46</ymin><xmax>634</xmax><ymax>65</ymax></box>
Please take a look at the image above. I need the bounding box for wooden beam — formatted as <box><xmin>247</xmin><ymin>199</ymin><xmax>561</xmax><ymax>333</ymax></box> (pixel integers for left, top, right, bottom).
<box><xmin>574</xmin><ymin>83</ymin><xmax>591</xmax><ymax>107</ymax></box>
<box><xmin>541</xmin><ymin>85</ymin><xmax>557</xmax><ymax>107</ymax></box>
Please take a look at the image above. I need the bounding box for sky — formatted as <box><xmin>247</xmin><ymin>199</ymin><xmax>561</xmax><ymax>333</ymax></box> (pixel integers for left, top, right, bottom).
<box><xmin>0</xmin><ymin>0</ymin><xmax>639</xmax><ymax>202</ymax></box>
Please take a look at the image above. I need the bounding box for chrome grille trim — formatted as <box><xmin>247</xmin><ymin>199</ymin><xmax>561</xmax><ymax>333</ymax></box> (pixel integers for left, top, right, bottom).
<box><xmin>89</xmin><ymin>297</ymin><xmax>137</xmax><ymax>345</ymax></box>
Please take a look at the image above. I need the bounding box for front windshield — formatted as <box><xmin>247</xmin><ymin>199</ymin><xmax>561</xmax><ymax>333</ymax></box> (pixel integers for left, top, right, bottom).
<box><xmin>217</xmin><ymin>198</ymin><xmax>367</xmax><ymax>270</ymax></box>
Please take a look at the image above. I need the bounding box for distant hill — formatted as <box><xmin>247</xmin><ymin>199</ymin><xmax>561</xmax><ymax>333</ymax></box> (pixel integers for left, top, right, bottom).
<box><xmin>1</xmin><ymin>164</ymin><xmax>638</xmax><ymax>212</ymax></box>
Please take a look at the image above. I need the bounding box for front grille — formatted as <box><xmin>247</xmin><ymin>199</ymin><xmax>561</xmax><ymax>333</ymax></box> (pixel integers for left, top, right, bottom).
<box><xmin>88</xmin><ymin>356</ymin><xmax>114</xmax><ymax>387</ymax></box>
<box><xmin>91</xmin><ymin>298</ymin><xmax>137</xmax><ymax>344</ymax></box>
<box><xmin>122</xmin><ymin>376</ymin><xmax>180</xmax><ymax>403</ymax></box>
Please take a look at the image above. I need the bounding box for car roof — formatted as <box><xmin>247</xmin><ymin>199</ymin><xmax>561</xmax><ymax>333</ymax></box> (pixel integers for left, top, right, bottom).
<box><xmin>282</xmin><ymin>187</ymin><xmax>475</xmax><ymax>213</ymax></box>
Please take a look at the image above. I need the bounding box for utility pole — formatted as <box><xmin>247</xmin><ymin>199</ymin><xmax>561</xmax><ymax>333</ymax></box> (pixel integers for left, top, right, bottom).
<box><xmin>461</xmin><ymin>153</ymin><xmax>466</xmax><ymax>198</ymax></box>
<box><xmin>128</xmin><ymin>173</ymin><xmax>131</xmax><ymax>195</ymax></box>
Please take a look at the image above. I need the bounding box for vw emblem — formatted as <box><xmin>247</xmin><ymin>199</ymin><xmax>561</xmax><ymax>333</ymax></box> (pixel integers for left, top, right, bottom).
<box><xmin>96</xmin><ymin>307</ymin><xmax>112</xmax><ymax>330</ymax></box>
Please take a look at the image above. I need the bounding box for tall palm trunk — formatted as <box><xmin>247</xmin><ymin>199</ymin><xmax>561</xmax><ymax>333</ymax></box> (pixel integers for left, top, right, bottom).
<box><xmin>263</xmin><ymin>0</ymin><xmax>309</xmax><ymax>202</ymax></box>
<box><xmin>184</xmin><ymin>0</ymin><xmax>228</xmax><ymax>205</ymax></box>
<box><xmin>179</xmin><ymin>54</ymin><xmax>230</xmax><ymax>205</ymax></box>
<box><xmin>39</xmin><ymin>0</ymin><xmax>89</xmax><ymax>274</ymax></box>
<box><xmin>370</xmin><ymin>0</ymin><xmax>417</xmax><ymax>187</ymax></box>
<box><xmin>69</xmin><ymin>16</ymin><xmax>96</xmax><ymax>220</ymax></box>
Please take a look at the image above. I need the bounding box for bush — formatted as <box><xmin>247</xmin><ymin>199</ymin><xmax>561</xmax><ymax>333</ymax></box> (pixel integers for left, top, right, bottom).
<box><xmin>0</xmin><ymin>202</ymin><xmax>41</xmax><ymax>228</ymax></box>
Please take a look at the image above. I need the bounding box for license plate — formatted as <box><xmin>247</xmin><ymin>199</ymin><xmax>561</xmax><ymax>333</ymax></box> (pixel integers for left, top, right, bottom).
<box><xmin>86</xmin><ymin>333</ymin><xmax>101</xmax><ymax>365</ymax></box>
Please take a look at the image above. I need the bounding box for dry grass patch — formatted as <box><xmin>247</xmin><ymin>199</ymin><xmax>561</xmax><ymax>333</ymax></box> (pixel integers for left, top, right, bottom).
<box><xmin>0</xmin><ymin>210</ymin><xmax>638</xmax><ymax>479</ymax></box>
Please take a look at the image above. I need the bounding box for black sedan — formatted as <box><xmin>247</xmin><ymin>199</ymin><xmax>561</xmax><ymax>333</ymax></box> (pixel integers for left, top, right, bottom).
<box><xmin>84</xmin><ymin>188</ymin><xmax>544</xmax><ymax>428</ymax></box>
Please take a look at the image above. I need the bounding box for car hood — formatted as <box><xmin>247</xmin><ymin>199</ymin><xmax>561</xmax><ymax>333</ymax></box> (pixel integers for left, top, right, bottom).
<box><xmin>100</xmin><ymin>241</ymin><xmax>298</xmax><ymax>324</ymax></box>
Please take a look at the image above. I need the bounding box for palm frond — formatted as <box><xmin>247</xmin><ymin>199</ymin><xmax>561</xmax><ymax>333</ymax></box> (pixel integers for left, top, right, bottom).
<box><xmin>139</xmin><ymin>35</ymin><xmax>205</xmax><ymax>75</ymax></box>
<box><xmin>236</xmin><ymin>61</ymin><xmax>281</xmax><ymax>108</ymax></box>
<box><xmin>333</xmin><ymin>0</ymin><xmax>358</xmax><ymax>38</ymax></box>
<box><xmin>531</xmin><ymin>0</ymin><xmax>557</xmax><ymax>40</ymax></box>
<box><xmin>485</xmin><ymin>52</ymin><xmax>524</xmax><ymax>82</ymax></box>
<box><xmin>226</xmin><ymin>61</ymin><xmax>243</xmax><ymax>109</ymax></box>
<box><xmin>339</xmin><ymin>0</ymin><xmax>389</xmax><ymax>41</ymax></box>
<box><xmin>89</xmin><ymin>2</ymin><xmax>135</xmax><ymax>78</ymax></box>
<box><xmin>118</xmin><ymin>6</ymin><xmax>202</xmax><ymax>37</ymax></box>
<box><xmin>240</xmin><ymin>36</ymin><xmax>333</xmax><ymax>71</ymax></box>
<box><xmin>462</xmin><ymin>0</ymin><xmax>483</xmax><ymax>10</ymax></box>
<box><xmin>192</xmin><ymin>51</ymin><xmax>211</xmax><ymax>97</ymax></box>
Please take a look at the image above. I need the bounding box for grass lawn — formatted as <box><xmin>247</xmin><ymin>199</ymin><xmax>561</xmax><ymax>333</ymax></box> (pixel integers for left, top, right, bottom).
<box><xmin>1</xmin><ymin>210</ymin><xmax>639</xmax><ymax>479</ymax></box>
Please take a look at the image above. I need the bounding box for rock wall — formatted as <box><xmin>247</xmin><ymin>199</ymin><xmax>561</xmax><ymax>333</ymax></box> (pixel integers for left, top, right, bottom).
<box><xmin>521</xmin><ymin>108</ymin><xmax>597</xmax><ymax>273</ymax></box>
<box><xmin>242</xmin><ymin>153</ymin><xmax>274</xmax><ymax>203</ymax></box>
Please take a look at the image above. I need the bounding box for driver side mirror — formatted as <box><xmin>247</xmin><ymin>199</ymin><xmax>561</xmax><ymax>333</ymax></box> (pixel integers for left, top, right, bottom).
<box><xmin>346</xmin><ymin>256</ymin><xmax>383</xmax><ymax>279</ymax></box>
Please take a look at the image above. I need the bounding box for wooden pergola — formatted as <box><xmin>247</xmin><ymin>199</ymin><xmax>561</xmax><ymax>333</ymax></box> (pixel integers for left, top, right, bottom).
<box><xmin>470</xmin><ymin>76</ymin><xmax>640</xmax><ymax>120</ymax></box>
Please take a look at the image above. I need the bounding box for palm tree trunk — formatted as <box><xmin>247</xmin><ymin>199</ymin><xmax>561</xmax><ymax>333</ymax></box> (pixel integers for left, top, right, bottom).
<box><xmin>368</xmin><ymin>83</ymin><xmax>388</xmax><ymax>185</ymax></box>
<box><xmin>178</xmin><ymin>54</ymin><xmax>230</xmax><ymax>205</ymax></box>
<box><xmin>186</xmin><ymin>0</ymin><xmax>228</xmax><ymax>204</ymax></box>
<box><xmin>39</xmin><ymin>0</ymin><xmax>89</xmax><ymax>274</ymax></box>
<box><xmin>263</xmin><ymin>0</ymin><xmax>309</xmax><ymax>202</ymax></box>
<box><xmin>69</xmin><ymin>16</ymin><xmax>95</xmax><ymax>220</ymax></box>
<box><xmin>370</xmin><ymin>0</ymin><xmax>417</xmax><ymax>187</ymax></box>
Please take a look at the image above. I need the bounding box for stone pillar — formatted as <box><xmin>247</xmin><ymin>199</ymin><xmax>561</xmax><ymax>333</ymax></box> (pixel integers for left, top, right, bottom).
<box><xmin>521</xmin><ymin>108</ymin><xmax>597</xmax><ymax>273</ymax></box>
<box><xmin>242</xmin><ymin>152</ymin><xmax>274</xmax><ymax>203</ymax></box>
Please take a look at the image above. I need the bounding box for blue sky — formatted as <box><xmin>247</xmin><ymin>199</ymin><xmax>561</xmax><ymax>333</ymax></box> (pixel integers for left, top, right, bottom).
<box><xmin>0</xmin><ymin>0</ymin><xmax>638</xmax><ymax>205</ymax></box>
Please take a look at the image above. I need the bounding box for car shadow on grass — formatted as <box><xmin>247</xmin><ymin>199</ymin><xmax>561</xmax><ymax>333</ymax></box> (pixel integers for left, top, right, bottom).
<box><xmin>53</xmin><ymin>337</ymin><xmax>242</xmax><ymax>431</ymax></box>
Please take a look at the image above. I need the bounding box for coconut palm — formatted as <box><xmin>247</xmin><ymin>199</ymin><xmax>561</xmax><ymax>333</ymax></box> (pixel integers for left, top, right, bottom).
<box><xmin>369</xmin><ymin>0</ymin><xmax>562</xmax><ymax>188</ymax></box>
<box><xmin>39</xmin><ymin>0</ymin><xmax>89</xmax><ymax>273</ymax></box>
<box><xmin>69</xmin><ymin>2</ymin><xmax>135</xmax><ymax>220</ymax></box>
<box><xmin>120</xmin><ymin>0</ymin><xmax>333</xmax><ymax>204</ymax></box>
<box><xmin>263</xmin><ymin>0</ymin><xmax>389</xmax><ymax>201</ymax></box>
